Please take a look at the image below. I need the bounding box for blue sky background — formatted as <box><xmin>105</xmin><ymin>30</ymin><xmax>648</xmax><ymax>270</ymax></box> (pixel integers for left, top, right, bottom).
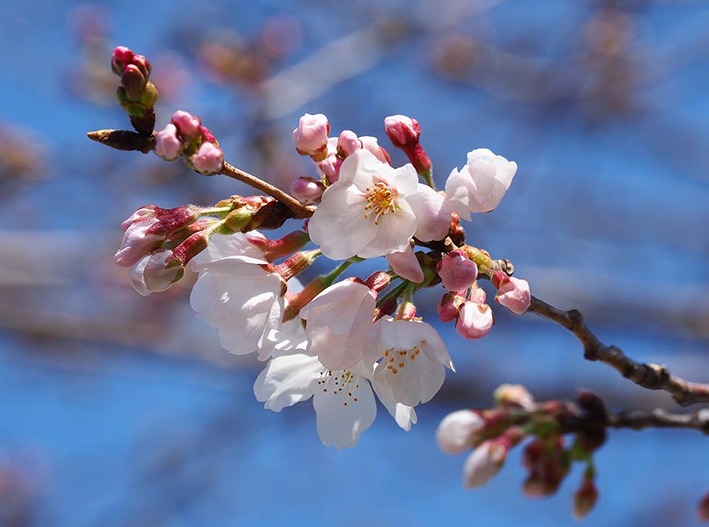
<box><xmin>0</xmin><ymin>1</ymin><xmax>707</xmax><ymax>525</ymax></box>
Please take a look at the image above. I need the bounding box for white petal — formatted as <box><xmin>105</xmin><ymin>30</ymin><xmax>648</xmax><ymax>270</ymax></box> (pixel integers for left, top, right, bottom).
<box><xmin>408</xmin><ymin>184</ymin><xmax>450</xmax><ymax>242</ymax></box>
<box><xmin>307</xmin><ymin>182</ymin><xmax>376</xmax><ymax>260</ymax></box>
<box><xmin>313</xmin><ymin>372</ymin><xmax>377</xmax><ymax>449</ymax></box>
<box><xmin>373</xmin><ymin>380</ymin><xmax>418</xmax><ymax>431</ymax></box>
<box><xmin>253</xmin><ymin>350</ymin><xmax>322</xmax><ymax>412</ymax></box>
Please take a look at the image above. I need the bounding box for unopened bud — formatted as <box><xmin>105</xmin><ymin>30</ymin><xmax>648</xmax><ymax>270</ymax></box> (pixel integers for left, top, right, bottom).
<box><xmin>463</xmin><ymin>441</ymin><xmax>507</xmax><ymax>490</ymax></box>
<box><xmin>171</xmin><ymin>110</ymin><xmax>202</xmax><ymax>141</ymax></box>
<box><xmin>438</xmin><ymin>291</ymin><xmax>464</xmax><ymax>323</ymax></box>
<box><xmin>121</xmin><ymin>64</ymin><xmax>147</xmax><ymax>101</ymax></box>
<box><xmin>359</xmin><ymin>136</ymin><xmax>390</xmax><ymax>163</ymax></box>
<box><xmin>276</xmin><ymin>249</ymin><xmax>321</xmax><ymax>282</ymax></box>
<box><xmin>492</xmin><ymin>271</ymin><xmax>531</xmax><ymax>315</ymax></box>
<box><xmin>154</xmin><ymin>123</ymin><xmax>183</xmax><ymax>161</ymax></box>
<box><xmin>384</xmin><ymin>114</ymin><xmax>421</xmax><ymax>148</ymax></box>
<box><xmin>455</xmin><ymin>301</ymin><xmax>494</xmax><ymax>340</ymax></box>
<box><xmin>190</xmin><ymin>141</ymin><xmax>224</xmax><ymax>175</ymax></box>
<box><xmin>337</xmin><ymin>130</ymin><xmax>361</xmax><ymax>157</ymax></box>
<box><xmin>290</xmin><ymin>177</ymin><xmax>324</xmax><ymax>204</ymax></box>
<box><xmin>293</xmin><ymin>113</ymin><xmax>330</xmax><ymax>160</ymax></box>
<box><xmin>111</xmin><ymin>46</ymin><xmax>134</xmax><ymax>75</ymax></box>
<box><xmin>363</xmin><ymin>271</ymin><xmax>391</xmax><ymax>293</ymax></box>
<box><xmin>437</xmin><ymin>250</ymin><xmax>478</xmax><ymax>291</ymax></box>
<box><xmin>436</xmin><ymin>409</ymin><xmax>485</xmax><ymax>454</ymax></box>
<box><xmin>573</xmin><ymin>470</ymin><xmax>599</xmax><ymax>519</ymax></box>
<box><xmin>130</xmin><ymin>250</ymin><xmax>183</xmax><ymax>296</ymax></box>
<box><xmin>494</xmin><ymin>384</ymin><xmax>535</xmax><ymax>410</ymax></box>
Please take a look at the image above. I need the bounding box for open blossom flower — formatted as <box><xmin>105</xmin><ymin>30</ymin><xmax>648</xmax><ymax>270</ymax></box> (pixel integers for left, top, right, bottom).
<box><xmin>254</xmin><ymin>327</ymin><xmax>416</xmax><ymax>449</ymax></box>
<box><xmin>368</xmin><ymin>316</ymin><xmax>454</xmax><ymax>407</ymax></box>
<box><xmin>189</xmin><ymin>233</ymin><xmax>286</xmax><ymax>359</ymax></box>
<box><xmin>308</xmin><ymin>150</ymin><xmax>448</xmax><ymax>259</ymax></box>
<box><xmin>299</xmin><ymin>278</ymin><xmax>376</xmax><ymax>371</ymax></box>
<box><xmin>444</xmin><ymin>148</ymin><xmax>517</xmax><ymax>218</ymax></box>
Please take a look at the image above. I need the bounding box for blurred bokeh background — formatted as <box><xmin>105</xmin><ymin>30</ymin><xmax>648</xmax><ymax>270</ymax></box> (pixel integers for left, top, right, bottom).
<box><xmin>0</xmin><ymin>0</ymin><xmax>707</xmax><ymax>525</ymax></box>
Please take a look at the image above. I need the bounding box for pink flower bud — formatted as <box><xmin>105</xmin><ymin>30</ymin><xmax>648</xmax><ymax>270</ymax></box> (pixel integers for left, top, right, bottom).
<box><xmin>493</xmin><ymin>272</ymin><xmax>531</xmax><ymax>315</ymax></box>
<box><xmin>130</xmin><ymin>250</ymin><xmax>183</xmax><ymax>296</ymax></box>
<box><xmin>292</xmin><ymin>113</ymin><xmax>330</xmax><ymax>159</ymax></box>
<box><xmin>115</xmin><ymin>218</ymin><xmax>164</xmax><ymax>267</ymax></box>
<box><xmin>111</xmin><ymin>46</ymin><xmax>134</xmax><ymax>75</ymax></box>
<box><xmin>154</xmin><ymin>123</ymin><xmax>184</xmax><ymax>161</ymax></box>
<box><xmin>190</xmin><ymin>142</ymin><xmax>224</xmax><ymax>175</ymax></box>
<box><xmin>385</xmin><ymin>245</ymin><xmax>424</xmax><ymax>283</ymax></box>
<box><xmin>337</xmin><ymin>130</ymin><xmax>361</xmax><ymax>157</ymax></box>
<box><xmin>437</xmin><ymin>251</ymin><xmax>478</xmax><ymax>291</ymax></box>
<box><xmin>436</xmin><ymin>409</ymin><xmax>485</xmax><ymax>454</ymax></box>
<box><xmin>438</xmin><ymin>291</ymin><xmax>464</xmax><ymax>323</ymax></box>
<box><xmin>171</xmin><ymin>110</ymin><xmax>202</xmax><ymax>141</ymax></box>
<box><xmin>290</xmin><ymin>176</ymin><xmax>324</xmax><ymax>204</ymax></box>
<box><xmin>463</xmin><ymin>441</ymin><xmax>507</xmax><ymax>490</ymax></box>
<box><xmin>317</xmin><ymin>151</ymin><xmax>343</xmax><ymax>183</ymax></box>
<box><xmin>455</xmin><ymin>301</ymin><xmax>494</xmax><ymax>340</ymax></box>
<box><xmin>384</xmin><ymin>114</ymin><xmax>421</xmax><ymax>148</ymax></box>
<box><xmin>199</xmin><ymin>125</ymin><xmax>216</xmax><ymax>144</ymax></box>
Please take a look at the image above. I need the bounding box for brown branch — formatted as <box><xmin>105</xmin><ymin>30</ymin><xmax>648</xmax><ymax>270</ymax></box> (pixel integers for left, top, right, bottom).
<box><xmin>528</xmin><ymin>295</ymin><xmax>709</xmax><ymax>406</ymax></box>
<box><xmin>605</xmin><ymin>408</ymin><xmax>709</xmax><ymax>433</ymax></box>
<box><xmin>220</xmin><ymin>161</ymin><xmax>314</xmax><ymax>220</ymax></box>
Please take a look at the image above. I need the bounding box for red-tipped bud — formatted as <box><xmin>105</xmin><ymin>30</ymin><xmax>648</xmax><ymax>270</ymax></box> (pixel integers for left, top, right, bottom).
<box><xmin>384</xmin><ymin>114</ymin><xmax>421</xmax><ymax>148</ymax></box>
<box><xmin>170</xmin><ymin>110</ymin><xmax>202</xmax><ymax>141</ymax></box>
<box><xmin>111</xmin><ymin>46</ymin><xmax>134</xmax><ymax>75</ymax></box>
<box><xmin>492</xmin><ymin>271</ymin><xmax>531</xmax><ymax>315</ymax></box>
<box><xmin>364</xmin><ymin>271</ymin><xmax>391</xmax><ymax>293</ymax></box>
<box><xmin>438</xmin><ymin>291</ymin><xmax>465</xmax><ymax>323</ymax></box>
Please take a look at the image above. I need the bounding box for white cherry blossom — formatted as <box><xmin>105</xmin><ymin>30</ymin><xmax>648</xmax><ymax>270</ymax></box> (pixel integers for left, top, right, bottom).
<box><xmin>299</xmin><ymin>278</ymin><xmax>376</xmax><ymax>371</ymax></box>
<box><xmin>308</xmin><ymin>149</ymin><xmax>447</xmax><ymax>260</ymax></box>
<box><xmin>254</xmin><ymin>330</ymin><xmax>416</xmax><ymax>448</ymax></box>
<box><xmin>189</xmin><ymin>233</ymin><xmax>285</xmax><ymax>360</ymax></box>
<box><xmin>368</xmin><ymin>317</ymin><xmax>454</xmax><ymax>407</ymax></box>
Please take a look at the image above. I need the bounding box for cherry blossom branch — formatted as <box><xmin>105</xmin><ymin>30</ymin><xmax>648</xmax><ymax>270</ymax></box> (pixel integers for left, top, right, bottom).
<box><xmin>220</xmin><ymin>161</ymin><xmax>314</xmax><ymax>219</ymax></box>
<box><xmin>528</xmin><ymin>295</ymin><xmax>709</xmax><ymax>406</ymax></box>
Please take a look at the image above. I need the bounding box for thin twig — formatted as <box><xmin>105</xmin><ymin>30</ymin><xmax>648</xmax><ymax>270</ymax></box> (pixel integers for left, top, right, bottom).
<box><xmin>220</xmin><ymin>161</ymin><xmax>314</xmax><ymax>219</ymax></box>
<box><xmin>606</xmin><ymin>408</ymin><xmax>709</xmax><ymax>433</ymax></box>
<box><xmin>528</xmin><ymin>296</ymin><xmax>709</xmax><ymax>406</ymax></box>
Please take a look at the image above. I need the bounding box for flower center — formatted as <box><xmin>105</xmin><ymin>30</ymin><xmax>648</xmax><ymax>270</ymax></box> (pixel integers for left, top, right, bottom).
<box><xmin>363</xmin><ymin>181</ymin><xmax>397</xmax><ymax>224</ymax></box>
<box><xmin>382</xmin><ymin>346</ymin><xmax>421</xmax><ymax>375</ymax></box>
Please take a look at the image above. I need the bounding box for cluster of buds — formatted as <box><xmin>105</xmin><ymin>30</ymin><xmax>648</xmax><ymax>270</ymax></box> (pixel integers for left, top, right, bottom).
<box><xmin>154</xmin><ymin>110</ymin><xmax>224</xmax><ymax>175</ymax></box>
<box><xmin>290</xmin><ymin>113</ymin><xmax>391</xmax><ymax>202</ymax></box>
<box><xmin>114</xmin><ymin>196</ymin><xmax>294</xmax><ymax>296</ymax></box>
<box><xmin>111</xmin><ymin>46</ymin><xmax>158</xmax><ymax>136</ymax></box>
<box><xmin>437</xmin><ymin>386</ymin><xmax>605</xmax><ymax>519</ymax></box>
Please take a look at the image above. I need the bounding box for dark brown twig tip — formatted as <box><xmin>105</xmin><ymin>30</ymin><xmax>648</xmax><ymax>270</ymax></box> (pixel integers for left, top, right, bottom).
<box><xmin>87</xmin><ymin>129</ymin><xmax>155</xmax><ymax>154</ymax></box>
